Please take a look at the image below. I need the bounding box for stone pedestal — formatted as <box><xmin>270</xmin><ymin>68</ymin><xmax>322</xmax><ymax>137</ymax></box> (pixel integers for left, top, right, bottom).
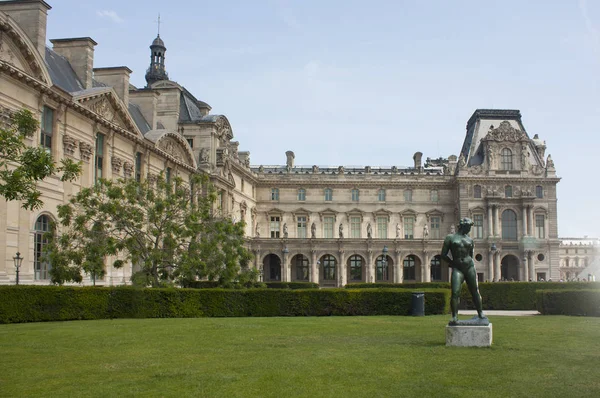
<box><xmin>446</xmin><ymin>324</ymin><xmax>493</xmax><ymax>347</ymax></box>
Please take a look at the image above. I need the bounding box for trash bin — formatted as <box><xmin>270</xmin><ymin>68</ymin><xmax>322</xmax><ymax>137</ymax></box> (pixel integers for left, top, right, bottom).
<box><xmin>411</xmin><ymin>291</ymin><xmax>425</xmax><ymax>316</ymax></box>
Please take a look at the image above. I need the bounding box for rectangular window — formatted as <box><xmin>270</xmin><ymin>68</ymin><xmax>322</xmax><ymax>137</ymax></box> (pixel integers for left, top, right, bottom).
<box><xmin>325</xmin><ymin>188</ymin><xmax>333</xmax><ymax>201</ymax></box>
<box><xmin>166</xmin><ymin>167</ymin><xmax>171</xmax><ymax>184</ymax></box>
<box><xmin>271</xmin><ymin>188</ymin><xmax>279</xmax><ymax>201</ymax></box>
<box><xmin>430</xmin><ymin>216</ymin><xmax>440</xmax><ymax>239</ymax></box>
<box><xmin>297</xmin><ymin>216</ymin><xmax>307</xmax><ymax>239</ymax></box>
<box><xmin>536</xmin><ymin>215</ymin><xmax>545</xmax><ymax>239</ymax></box>
<box><xmin>473</xmin><ymin>214</ymin><xmax>484</xmax><ymax>239</ymax></box>
<box><xmin>40</xmin><ymin>106</ymin><xmax>53</xmax><ymax>151</ymax></box>
<box><xmin>94</xmin><ymin>133</ymin><xmax>104</xmax><ymax>183</ymax></box>
<box><xmin>430</xmin><ymin>190</ymin><xmax>438</xmax><ymax>202</ymax></box>
<box><xmin>377</xmin><ymin>216</ymin><xmax>388</xmax><ymax>239</ymax></box>
<box><xmin>323</xmin><ymin>216</ymin><xmax>334</xmax><ymax>239</ymax></box>
<box><xmin>378</xmin><ymin>189</ymin><xmax>386</xmax><ymax>201</ymax></box>
<box><xmin>270</xmin><ymin>216</ymin><xmax>280</xmax><ymax>238</ymax></box>
<box><xmin>298</xmin><ymin>188</ymin><xmax>306</xmax><ymax>201</ymax></box>
<box><xmin>404</xmin><ymin>189</ymin><xmax>412</xmax><ymax>202</ymax></box>
<box><xmin>505</xmin><ymin>186</ymin><xmax>512</xmax><ymax>198</ymax></box>
<box><xmin>186</xmin><ymin>138</ymin><xmax>193</xmax><ymax>148</ymax></box>
<box><xmin>351</xmin><ymin>189</ymin><xmax>359</xmax><ymax>201</ymax></box>
<box><xmin>536</xmin><ymin>186</ymin><xmax>543</xmax><ymax>198</ymax></box>
<box><xmin>135</xmin><ymin>152</ymin><xmax>142</xmax><ymax>182</ymax></box>
<box><xmin>350</xmin><ymin>216</ymin><xmax>361</xmax><ymax>238</ymax></box>
<box><xmin>404</xmin><ymin>217</ymin><xmax>414</xmax><ymax>239</ymax></box>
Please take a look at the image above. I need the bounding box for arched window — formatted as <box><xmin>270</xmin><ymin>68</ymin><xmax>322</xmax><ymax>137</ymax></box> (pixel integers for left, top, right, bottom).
<box><xmin>294</xmin><ymin>255</ymin><xmax>309</xmax><ymax>281</ymax></box>
<box><xmin>322</xmin><ymin>255</ymin><xmax>336</xmax><ymax>280</ymax></box>
<box><xmin>474</xmin><ymin>185</ymin><xmax>482</xmax><ymax>199</ymax></box>
<box><xmin>34</xmin><ymin>215</ymin><xmax>52</xmax><ymax>280</ymax></box>
<box><xmin>501</xmin><ymin>148</ymin><xmax>513</xmax><ymax>170</ymax></box>
<box><xmin>430</xmin><ymin>255</ymin><xmax>442</xmax><ymax>281</ymax></box>
<box><xmin>501</xmin><ymin>209</ymin><xmax>518</xmax><ymax>241</ymax></box>
<box><xmin>376</xmin><ymin>255</ymin><xmax>390</xmax><ymax>281</ymax></box>
<box><xmin>403</xmin><ymin>255</ymin><xmax>416</xmax><ymax>280</ymax></box>
<box><xmin>349</xmin><ymin>255</ymin><xmax>363</xmax><ymax>281</ymax></box>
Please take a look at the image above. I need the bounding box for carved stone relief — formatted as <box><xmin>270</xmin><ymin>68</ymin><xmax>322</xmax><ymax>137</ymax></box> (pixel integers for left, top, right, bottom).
<box><xmin>111</xmin><ymin>156</ymin><xmax>123</xmax><ymax>174</ymax></box>
<box><xmin>158</xmin><ymin>136</ymin><xmax>186</xmax><ymax>162</ymax></box>
<box><xmin>123</xmin><ymin>161</ymin><xmax>133</xmax><ymax>178</ymax></box>
<box><xmin>89</xmin><ymin>97</ymin><xmax>115</xmax><ymax>122</ymax></box>
<box><xmin>63</xmin><ymin>135</ymin><xmax>77</xmax><ymax>156</ymax></box>
<box><xmin>79</xmin><ymin>141</ymin><xmax>93</xmax><ymax>162</ymax></box>
<box><xmin>485</xmin><ymin>121</ymin><xmax>528</xmax><ymax>142</ymax></box>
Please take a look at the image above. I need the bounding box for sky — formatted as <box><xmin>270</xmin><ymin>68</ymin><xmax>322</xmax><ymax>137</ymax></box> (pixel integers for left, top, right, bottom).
<box><xmin>42</xmin><ymin>0</ymin><xmax>600</xmax><ymax>238</ymax></box>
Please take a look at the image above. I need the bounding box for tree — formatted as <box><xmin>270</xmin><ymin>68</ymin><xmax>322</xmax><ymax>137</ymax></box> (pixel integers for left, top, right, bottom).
<box><xmin>0</xmin><ymin>109</ymin><xmax>81</xmax><ymax>210</ymax></box>
<box><xmin>47</xmin><ymin>173</ymin><xmax>255</xmax><ymax>287</ymax></box>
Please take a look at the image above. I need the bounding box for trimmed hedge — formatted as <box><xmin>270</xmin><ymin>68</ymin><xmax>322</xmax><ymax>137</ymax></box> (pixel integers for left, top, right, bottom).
<box><xmin>346</xmin><ymin>282</ymin><xmax>600</xmax><ymax>310</ymax></box>
<box><xmin>0</xmin><ymin>286</ymin><xmax>450</xmax><ymax>324</ymax></box>
<box><xmin>264</xmin><ymin>282</ymin><xmax>319</xmax><ymax>289</ymax></box>
<box><xmin>346</xmin><ymin>283</ymin><xmax>451</xmax><ymax>289</ymax></box>
<box><xmin>536</xmin><ymin>290</ymin><xmax>600</xmax><ymax>316</ymax></box>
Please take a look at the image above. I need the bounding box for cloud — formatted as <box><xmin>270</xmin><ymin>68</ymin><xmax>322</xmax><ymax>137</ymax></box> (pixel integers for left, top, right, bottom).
<box><xmin>96</xmin><ymin>10</ymin><xmax>124</xmax><ymax>24</ymax></box>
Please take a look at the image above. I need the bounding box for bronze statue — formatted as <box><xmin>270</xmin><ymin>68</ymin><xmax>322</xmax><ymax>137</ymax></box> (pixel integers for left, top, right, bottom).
<box><xmin>441</xmin><ymin>218</ymin><xmax>488</xmax><ymax>325</ymax></box>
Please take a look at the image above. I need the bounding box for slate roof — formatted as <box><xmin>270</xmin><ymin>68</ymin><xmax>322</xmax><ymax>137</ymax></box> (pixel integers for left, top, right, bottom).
<box><xmin>178</xmin><ymin>87</ymin><xmax>211</xmax><ymax>123</ymax></box>
<box><xmin>128</xmin><ymin>103</ymin><xmax>151</xmax><ymax>134</ymax></box>
<box><xmin>44</xmin><ymin>47</ymin><xmax>84</xmax><ymax>93</ymax></box>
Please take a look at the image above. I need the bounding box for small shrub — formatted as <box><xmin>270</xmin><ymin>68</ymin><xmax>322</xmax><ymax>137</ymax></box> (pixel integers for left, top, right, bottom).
<box><xmin>536</xmin><ymin>290</ymin><xmax>600</xmax><ymax>316</ymax></box>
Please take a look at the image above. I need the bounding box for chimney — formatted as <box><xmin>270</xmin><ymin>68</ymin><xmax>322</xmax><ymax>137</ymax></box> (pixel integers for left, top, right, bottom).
<box><xmin>0</xmin><ymin>1</ymin><xmax>51</xmax><ymax>57</ymax></box>
<box><xmin>286</xmin><ymin>151</ymin><xmax>295</xmax><ymax>168</ymax></box>
<box><xmin>129</xmin><ymin>89</ymin><xmax>159</xmax><ymax>130</ymax></box>
<box><xmin>50</xmin><ymin>37</ymin><xmax>97</xmax><ymax>89</ymax></box>
<box><xmin>93</xmin><ymin>66</ymin><xmax>132</xmax><ymax>106</ymax></box>
<box><xmin>413</xmin><ymin>151</ymin><xmax>423</xmax><ymax>170</ymax></box>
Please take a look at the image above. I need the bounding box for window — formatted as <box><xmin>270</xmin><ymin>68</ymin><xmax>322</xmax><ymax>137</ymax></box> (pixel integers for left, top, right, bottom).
<box><xmin>351</xmin><ymin>188</ymin><xmax>359</xmax><ymax>202</ymax></box>
<box><xmin>270</xmin><ymin>216</ymin><xmax>280</xmax><ymax>238</ymax></box>
<box><xmin>324</xmin><ymin>188</ymin><xmax>333</xmax><ymax>201</ymax></box>
<box><xmin>474</xmin><ymin>185</ymin><xmax>482</xmax><ymax>199</ymax></box>
<box><xmin>501</xmin><ymin>148</ymin><xmax>513</xmax><ymax>170</ymax></box>
<box><xmin>403</xmin><ymin>255</ymin><xmax>416</xmax><ymax>280</ymax></box>
<box><xmin>297</xmin><ymin>216</ymin><xmax>307</xmax><ymax>239</ymax></box>
<box><xmin>241</xmin><ymin>179</ymin><xmax>245</xmax><ymax>192</ymax></box>
<box><xmin>404</xmin><ymin>216</ymin><xmax>414</xmax><ymax>239</ymax></box>
<box><xmin>297</xmin><ymin>188</ymin><xmax>306</xmax><ymax>201</ymax></box>
<box><xmin>404</xmin><ymin>189</ymin><xmax>412</xmax><ymax>202</ymax></box>
<box><xmin>322</xmin><ymin>255</ymin><xmax>337</xmax><ymax>280</ymax></box>
<box><xmin>135</xmin><ymin>152</ymin><xmax>142</xmax><ymax>182</ymax></box>
<box><xmin>41</xmin><ymin>106</ymin><xmax>53</xmax><ymax>150</ymax></box>
<box><xmin>323</xmin><ymin>216</ymin><xmax>334</xmax><ymax>239</ymax></box>
<box><xmin>376</xmin><ymin>255</ymin><xmax>389</xmax><ymax>281</ymax></box>
<box><xmin>536</xmin><ymin>186</ymin><xmax>543</xmax><ymax>198</ymax></box>
<box><xmin>350</xmin><ymin>216</ymin><xmax>361</xmax><ymax>238</ymax></box>
<box><xmin>473</xmin><ymin>214</ymin><xmax>484</xmax><ymax>239</ymax></box>
<box><xmin>501</xmin><ymin>209</ymin><xmax>518</xmax><ymax>241</ymax></box>
<box><xmin>349</xmin><ymin>255</ymin><xmax>363</xmax><ymax>281</ymax></box>
<box><xmin>186</xmin><ymin>138</ymin><xmax>193</xmax><ymax>148</ymax></box>
<box><xmin>271</xmin><ymin>188</ymin><xmax>279</xmax><ymax>201</ymax></box>
<box><xmin>377</xmin><ymin>216</ymin><xmax>388</xmax><ymax>239</ymax></box>
<box><xmin>34</xmin><ymin>215</ymin><xmax>51</xmax><ymax>280</ymax></box>
<box><xmin>505</xmin><ymin>185</ymin><xmax>512</xmax><ymax>198</ymax></box>
<box><xmin>166</xmin><ymin>167</ymin><xmax>171</xmax><ymax>184</ymax></box>
<box><xmin>430</xmin><ymin>255</ymin><xmax>442</xmax><ymax>281</ymax></box>
<box><xmin>536</xmin><ymin>214</ymin><xmax>545</xmax><ymax>239</ymax></box>
<box><xmin>295</xmin><ymin>256</ymin><xmax>309</xmax><ymax>280</ymax></box>
<box><xmin>94</xmin><ymin>133</ymin><xmax>104</xmax><ymax>183</ymax></box>
<box><xmin>430</xmin><ymin>216</ymin><xmax>441</xmax><ymax>239</ymax></box>
<box><xmin>378</xmin><ymin>189</ymin><xmax>386</xmax><ymax>202</ymax></box>
<box><xmin>430</xmin><ymin>190</ymin><xmax>438</xmax><ymax>202</ymax></box>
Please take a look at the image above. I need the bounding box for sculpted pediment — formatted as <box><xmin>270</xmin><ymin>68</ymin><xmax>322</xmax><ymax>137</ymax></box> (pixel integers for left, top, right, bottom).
<box><xmin>484</xmin><ymin>121</ymin><xmax>528</xmax><ymax>142</ymax></box>
<box><xmin>75</xmin><ymin>91</ymin><xmax>142</xmax><ymax>138</ymax></box>
<box><xmin>156</xmin><ymin>134</ymin><xmax>196</xmax><ymax>167</ymax></box>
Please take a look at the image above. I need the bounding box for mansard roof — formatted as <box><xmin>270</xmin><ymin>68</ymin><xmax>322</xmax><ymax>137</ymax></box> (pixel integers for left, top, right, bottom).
<box><xmin>44</xmin><ymin>47</ymin><xmax>84</xmax><ymax>92</ymax></box>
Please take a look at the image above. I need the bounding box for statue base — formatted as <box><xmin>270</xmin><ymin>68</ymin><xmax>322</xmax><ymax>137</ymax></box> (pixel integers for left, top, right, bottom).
<box><xmin>446</xmin><ymin>324</ymin><xmax>493</xmax><ymax>347</ymax></box>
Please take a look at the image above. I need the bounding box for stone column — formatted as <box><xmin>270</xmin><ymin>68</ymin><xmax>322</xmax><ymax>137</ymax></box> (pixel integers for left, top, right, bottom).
<box><xmin>523</xmin><ymin>255</ymin><xmax>529</xmax><ymax>282</ymax></box>
<box><xmin>395</xmin><ymin>250</ymin><xmax>403</xmax><ymax>283</ymax></box>
<box><xmin>528</xmin><ymin>251</ymin><xmax>535</xmax><ymax>281</ymax></box>
<box><xmin>311</xmin><ymin>250</ymin><xmax>318</xmax><ymax>284</ymax></box>
<box><xmin>494</xmin><ymin>206</ymin><xmax>501</xmax><ymax>237</ymax></box>
<box><xmin>366</xmin><ymin>249</ymin><xmax>373</xmax><ymax>283</ymax></box>
<box><xmin>338</xmin><ymin>250</ymin><xmax>346</xmax><ymax>287</ymax></box>
<box><xmin>488</xmin><ymin>252</ymin><xmax>494</xmax><ymax>282</ymax></box>
<box><xmin>494</xmin><ymin>252</ymin><xmax>501</xmax><ymax>282</ymax></box>
<box><xmin>422</xmin><ymin>252</ymin><xmax>431</xmax><ymax>282</ymax></box>
<box><xmin>281</xmin><ymin>252</ymin><xmax>289</xmax><ymax>282</ymax></box>
<box><xmin>487</xmin><ymin>206</ymin><xmax>494</xmax><ymax>237</ymax></box>
<box><xmin>522</xmin><ymin>207</ymin><xmax>528</xmax><ymax>237</ymax></box>
<box><xmin>527</xmin><ymin>206</ymin><xmax>533</xmax><ymax>236</ymax></box>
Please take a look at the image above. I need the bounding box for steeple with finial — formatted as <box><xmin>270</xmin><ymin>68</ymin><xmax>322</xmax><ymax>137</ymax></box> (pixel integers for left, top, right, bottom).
<box><xmin>145</xmin><ymin>14</ymin><xmax>169</xmax><ymax>86</ymax></box>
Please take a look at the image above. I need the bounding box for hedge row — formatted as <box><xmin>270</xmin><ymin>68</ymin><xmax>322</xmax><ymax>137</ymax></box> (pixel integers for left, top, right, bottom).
<box><xmin>181</xmin><ymin>281</ymin><xmax>319</xmax><ymax>289</ymax></box>
<box><xmin>536</xmin><ymin>290</ymin><xmax>600</xmax><ymax>316</ymax></box>
<box><xmin>0</xmin><ymin>286</ymin><xmax>450</xmax><ymax>324</ymax></box>
<box><xmin>346</xmin><ymin>283</ymin><xmax>450</xmax><ymax>289</ymax></box>
<box><xmin>346</xmin><ymin>282</ymin><xmax>600</xmax><ymax>310</ymax></box>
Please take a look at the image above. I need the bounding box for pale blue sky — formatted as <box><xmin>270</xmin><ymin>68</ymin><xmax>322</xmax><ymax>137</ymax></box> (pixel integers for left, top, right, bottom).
<box><xmin>44</xmin><ymin>0</ymin><xmax>599</xmax><ymax>237</ymax></box>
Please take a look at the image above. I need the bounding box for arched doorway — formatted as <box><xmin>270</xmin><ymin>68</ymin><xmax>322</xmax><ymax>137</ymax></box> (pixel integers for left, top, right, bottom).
<box><xmin>375</xmin><ymin>254</ymin><xmax>394</xmax><ymax>282</ymax></box>
<box><xmin>347</xmin><ymin>255</ymin><xmax>365</xmax><ymax>282</ymax></box>
<box><xmin>320</xmin><ymin>254</ymin><xmax>337</xmax><ymax>285</ymax></box>
<box><xmin>263</xmin><ymin>254</ymin><xmax>281</xmax><ymax>281</ymax></box>
<box><xmin>501</xmin><ymin>255</ymin><xmax>520</xmax><ymax>281</ymax></box>
<box><xmin>291</xmin><ymin>254</ymin><xmax>309</xmax><ymax>281</ymax></box>
<box><xmin>430</xmin><ymin>255</ymin><xmax>448</xmax><ymax>282</ymax></box>
<box><xmin>403</xmin><ymin>255</ymin><xmax>421</xmax><ymax>281</ymax></box>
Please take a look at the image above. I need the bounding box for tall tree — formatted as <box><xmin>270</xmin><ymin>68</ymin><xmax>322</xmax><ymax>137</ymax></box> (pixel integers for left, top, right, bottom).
<box><xmin>47</xmin><ymin>174</ymin><xmax>255</xmax><ymax>287</ymax></box>
<box><xmin>0</xmin><ymin>109</ymin><xmax>81</xmax><ymax>210</ymax></box>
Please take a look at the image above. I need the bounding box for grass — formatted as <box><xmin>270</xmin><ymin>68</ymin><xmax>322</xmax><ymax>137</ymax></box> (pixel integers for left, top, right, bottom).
<box><xmin>1</xmin><ymin>316</ymin><xmax>599</xmax><ymax>397</ymax></box>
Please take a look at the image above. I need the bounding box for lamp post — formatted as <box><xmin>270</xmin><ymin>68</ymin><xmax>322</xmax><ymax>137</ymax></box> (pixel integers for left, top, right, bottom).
<box><xmin>490</xmin><ymin>243</ymin><xmax>497</xmax><ymax>282</ymax></box>
<box><xmin>382</xmin><ymin>246</ymin><xmax>388</xmax><ymax>281</ymax></box>
<box><xmin>13</xmin><ymin>252</ymin><xmax>23</xmax><ymax>285</ymax></box>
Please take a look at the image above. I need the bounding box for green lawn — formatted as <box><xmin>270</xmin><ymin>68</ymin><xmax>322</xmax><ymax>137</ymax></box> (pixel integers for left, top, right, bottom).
<box><xmin>1</xmin><ymin>316</ymin><xmax>599</xmax><ymax>397</ymax></box>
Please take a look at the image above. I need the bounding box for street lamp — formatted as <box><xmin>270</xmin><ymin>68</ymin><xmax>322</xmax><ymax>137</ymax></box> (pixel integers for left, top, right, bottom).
<box><xmin>490</xmin><ymin>243</ymin><xmax>497</xmax><ymax>282</ymax></box>
<box><xmin>382</xmin><ymin>246</ymin><xmax>388</xmax><ymax>281</ymax></box>
<box><xmin>13</xmin><ymin>252</ymin><xmax>23</xmax><ymax>285</ymax></box>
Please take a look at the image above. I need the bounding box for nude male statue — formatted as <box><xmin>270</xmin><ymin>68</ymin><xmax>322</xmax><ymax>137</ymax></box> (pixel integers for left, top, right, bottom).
<box><xmin>441</xmin><ymin>217</ymin><xmax>487</xmax><ymax>325</ymax></box>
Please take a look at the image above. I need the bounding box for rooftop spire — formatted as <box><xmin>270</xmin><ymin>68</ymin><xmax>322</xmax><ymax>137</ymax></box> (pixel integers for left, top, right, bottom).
<box><xmin>145</xmin><ymin>15</ymin><xmax>168</xmax><ymax>87</ymax></box>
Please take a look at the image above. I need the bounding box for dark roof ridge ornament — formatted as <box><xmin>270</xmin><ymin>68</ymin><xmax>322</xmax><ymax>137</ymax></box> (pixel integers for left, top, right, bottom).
<box><xmin>145</xmin><ymin>14</ymin><xmax>169</xmax><ymax>87</ymax></box>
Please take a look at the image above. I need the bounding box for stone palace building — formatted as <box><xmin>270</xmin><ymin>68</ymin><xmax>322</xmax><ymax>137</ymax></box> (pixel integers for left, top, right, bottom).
<box><xmin>0</xmin><ymin>0</ymin><xmax>574</xmax><ymax>286</ymax></box>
